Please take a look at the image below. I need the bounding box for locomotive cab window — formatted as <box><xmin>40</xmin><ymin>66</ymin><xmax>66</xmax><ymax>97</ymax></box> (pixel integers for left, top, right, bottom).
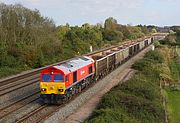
<box><xmin>42</xmin><ymin>74</ymin><xmax>52</xmax><ymax>82</ymax></box>
<box><xmin>54</xmin><ymin>74</ymin><xmax>64</xmax><ymax>82</ymax></box>
<box><xmin>89</xmin><ymin>66</ymin><xmax>93</xmax><ymax>74</ymax></box>
<box><xmin>65</xmin><ymin>75</ymin><xmax>68</xmax><ymax>82</ymax></box>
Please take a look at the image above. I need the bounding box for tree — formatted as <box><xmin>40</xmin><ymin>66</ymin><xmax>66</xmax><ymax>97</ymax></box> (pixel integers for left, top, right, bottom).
<box><xmin>104</xmin><ymin>17</ymin><xmax>118</xmax><ymax>30</ymax></box>
<box><xmin>103</xmin><ymin>30</ymin><xmax>123</xmax><ymax>42</ymax></box>
<box><xmin>151</xmin><ymin>28</ymin><xmax>157</xmax><ymax>33</ymax></box>
<box><xmin>137</xmin><ymin>25</ymin><xmax>149</xmax><ymax>34</ymax></box>
<box><xmin>0</xmin><ymin>3</ymin><xmax>59</xmax><ymax>68</ymax></box>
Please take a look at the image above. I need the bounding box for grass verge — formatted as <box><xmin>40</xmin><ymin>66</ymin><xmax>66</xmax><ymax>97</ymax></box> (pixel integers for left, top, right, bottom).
<box><xmin>176</xmin><ymin>45</ymin><xmax>180</xmax><ymax>56</ymax></box>
<box><xmin>165</xmin><ymin>89</ymin><xmax>180</xmax><ymax>123</ymax></box>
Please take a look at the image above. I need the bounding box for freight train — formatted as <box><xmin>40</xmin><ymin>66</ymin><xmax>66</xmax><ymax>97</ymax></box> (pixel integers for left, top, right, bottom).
<box><xmin>40</xmin><ymin>35</ymin><xmax>162</xmax><ymax>104</ymax></box>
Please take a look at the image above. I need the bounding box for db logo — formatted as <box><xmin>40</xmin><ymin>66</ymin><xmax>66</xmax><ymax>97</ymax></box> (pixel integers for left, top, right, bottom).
<box><xmin>81</xmin><ymin>71</ymin><xmax>85</xmax><ymax>75</ymax></box>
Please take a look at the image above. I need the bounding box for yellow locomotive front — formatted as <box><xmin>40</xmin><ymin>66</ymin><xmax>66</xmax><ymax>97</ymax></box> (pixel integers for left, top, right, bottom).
<box><xmin>40</xmin><ymin>67</ymin><xmax>66</xmax><ymax>103</ymax></box>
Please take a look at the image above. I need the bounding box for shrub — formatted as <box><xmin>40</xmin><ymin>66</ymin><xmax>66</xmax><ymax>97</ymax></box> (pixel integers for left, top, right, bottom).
<box><xmin>144</xmin><ymin>50</ymin><xmax>164</xmax><ymax>63</ymax></box>
<box><xmin>154</xmin><ymin>41</ymin><xmax>161</xmax><ymax>48</ymax></box>
<box><xmin>86</xmin><ymin>49</ymin><xmax>166</xmax><ymax>123</ymax></box>
<box><xmin>117</xmin><ymin>74</ymin><xmax>160</xmax><ymax>101</ymax></box>
<box><xmin>86</xmin><ymin>108</ymin><xmax>138</xmax><ymax>123</ymax></box>
<box><xmin>132</xmin><ymin>58</ymin><xmax>151</xmax><ymax>71</ymax></box>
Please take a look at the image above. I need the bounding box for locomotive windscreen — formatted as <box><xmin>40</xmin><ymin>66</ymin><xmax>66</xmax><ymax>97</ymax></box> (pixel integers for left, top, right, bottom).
<box><xmin>42</xmin><ymin>74</ymin><xmax>52</xmax><ymax>82</ymax></box>
<box><xmin>54</xmin><ymin>74</ymin><xmax>64</xmax><ymax>82</ymax></box>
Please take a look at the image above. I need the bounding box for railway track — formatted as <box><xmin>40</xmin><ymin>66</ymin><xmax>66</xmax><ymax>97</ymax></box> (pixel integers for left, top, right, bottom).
<box><xmin>15</xmin><ymin>76</ymin><xmax>98</xmax><ymax>123</ymax></box>
<box><xmin>0</xmin><ymin>71</ymin><xmax>39</xmax><ymax>87</ymax></box>
<box><xmin>0</xmin><ymin>92</ymin><xmax>40</xmax><ymax>118</ymax></box>
<box><xmin>0</xmin><ymin>74</ymin><xmax>38</xmax><ymax>90</ymax></box>
<box><xmin>15</xmin><ymin>104</ymin><xmax>48</xmax><ymax>123</ymax></box>
<box><xmin>0</xmin><ymin>78</ymin><xmax>39</xmax><ymax>96</ymax></box>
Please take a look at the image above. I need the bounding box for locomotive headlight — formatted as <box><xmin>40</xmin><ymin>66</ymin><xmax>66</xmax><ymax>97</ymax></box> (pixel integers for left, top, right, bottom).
<box><xmin>58</xmin><ymin>89</ymin><xmax>64</xmax><ymax>92</ymax></box>
<box><xmin>41</xmin><ymin>88</ymin><xmax>46</xmax><ymax>92</ymax></box>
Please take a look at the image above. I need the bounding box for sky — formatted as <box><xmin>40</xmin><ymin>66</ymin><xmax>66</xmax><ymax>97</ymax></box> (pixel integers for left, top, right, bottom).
<box><xmin>0</xmin><ymin>0</ymin><xmax>180</xmax><ymax>26</ymax></box>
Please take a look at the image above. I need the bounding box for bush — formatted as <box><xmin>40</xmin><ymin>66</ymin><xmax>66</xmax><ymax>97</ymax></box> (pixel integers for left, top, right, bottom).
<box><xmin>132</xmin><ymin>59</ymin><xmax>152</xmax><ymax>71</ymax></box>
<box><xmin>0</xmin><ymin>55</ymin><xmax>20</xmax><ymax>67</ymax></box>
<box><xmin>132</xmin><ymin>50</ymin><xmax>164</xmax><ymax>72</ymax></box>
<box><xmin>154</xmin><ymin>41</ymin><xmax>161</xmax><ymax>48</ymax></box>
<box><xmin>144</xmin><ymin>50</ymin><xmax>164</xmax><ymax>63</ymax></box>
<box><xmin>118</xmin><ymin>94</ymin><xmax>164</xmax><ymax>123</ymax></box>
<box><xmin>88</xmin><ymin>89</ymin><xmax>165</xmax><ymax>123</ymax></box>
<box><xmin>117</xmin><ymin>74</ymin><xmax>160</xmax><ymax>101</ymax></box>
<box><xmin>86</xmin><ymin>50</ymin><xmax>166</xmax><ymax>123</ymax></box>
<box><xmin>159</xmin><ymin>34</ymin><xmax>177</xmax><ymax>45</ymax></box>
<box><xmin>86</xmin><ymin>108</ymin><xmax>138</xmax><ymax>123</ymax></box>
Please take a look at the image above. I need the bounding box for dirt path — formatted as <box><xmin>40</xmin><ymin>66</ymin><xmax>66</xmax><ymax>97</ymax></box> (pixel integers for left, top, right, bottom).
<box><xmin>62</xmin><ymin>46</ymin><xmax>153</xmax><ymax>123</ymax></box>
<box><xmin>63</xmin><ymin>69</ymin><xmax>135</xmax><ymax>123</ymax></box>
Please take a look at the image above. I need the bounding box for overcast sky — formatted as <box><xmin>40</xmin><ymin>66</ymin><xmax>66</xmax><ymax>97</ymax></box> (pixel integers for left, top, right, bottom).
<box><xmin>1</xmin><ymin>0</ymin><xmax>180</xmax><ymax>26</ymax></box>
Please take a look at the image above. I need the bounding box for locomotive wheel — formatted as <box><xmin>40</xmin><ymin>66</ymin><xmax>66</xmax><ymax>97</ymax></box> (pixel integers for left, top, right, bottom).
<box><xmin>78</xmin><ymin>86</ymin><xmax>82</xmax><ymax>93</ymax></box>
<box><xmin>76</xmin><ymin>88</ymin><xmax>79</xmax><ymax>93</ymax></box>
<box><xmin>57</xmin><ymin>99</ymin><xmax>63</xmax><ymax>105</ymax></box>
<box><xmin>72</xmin><ymin>88</ymin><xmax>76</xmax><ymax>95</ymax></box>
<box><xmin>62</xmin><ymin>96</ymin><xmax>67</xmax><ymax>103</ymax></box>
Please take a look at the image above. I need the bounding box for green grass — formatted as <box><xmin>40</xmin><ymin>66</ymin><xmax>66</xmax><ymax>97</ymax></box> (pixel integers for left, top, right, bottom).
<box><xmin>165</xmin><ymin>89</ymin><xmax>180</xmax><ymax>123</ymax></box>
<box><xmin>176</xmin><ymin>46</ymin><xmax>180</xmax><ymax>56</ymax></box>
<box><xmin>169</xmin><ymin>60</ymin><xmax>180</xmax><ymax>83</ymax></box>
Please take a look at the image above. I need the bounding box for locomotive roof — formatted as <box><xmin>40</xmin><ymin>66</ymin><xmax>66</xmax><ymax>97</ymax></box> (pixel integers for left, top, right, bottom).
<box><xmin>53</xmin><ymin>56</ymin><xmax>94</xmax><ymax>74</ymax></box>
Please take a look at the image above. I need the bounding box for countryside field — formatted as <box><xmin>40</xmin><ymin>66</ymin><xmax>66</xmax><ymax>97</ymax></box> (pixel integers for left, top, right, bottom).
<box><xmin>165</xmin><ymin>45</ymin><xmax>180</xmax><ymax>123</ymax></box>
<box><xmin>165</xmin><ymin>89</ymin><xmax>180</xmax><ymax>123</ymax></box>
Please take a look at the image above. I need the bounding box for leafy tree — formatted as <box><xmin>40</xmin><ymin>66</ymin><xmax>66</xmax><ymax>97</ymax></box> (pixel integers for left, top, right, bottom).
<box><xmin>151</xmin><ymin>28</ymin><xmax>157</xmax><ymax>33</ymax></box>
<box><xmin>159</xmin><ymin>34</ymin><xmax>177</xmax><ymax>45</ymax></box>
<box><xmin>0</xmin><ymin>3</ymin><xmax>59</xmax><ymax>68</ymax></box>
<box><xmin>104</xmin><ymin>17</ymin><xmax>118</xmax><ymax>30</ymax></box>
<box><xmin>103</xmin><ymin>30</ymin><xmax>123</xmax><ymax>42</ymax></box>
<box><xmin>0</xmin><ymin>4</ymin><xmax>156</xmax><ymax>77</ymax></box>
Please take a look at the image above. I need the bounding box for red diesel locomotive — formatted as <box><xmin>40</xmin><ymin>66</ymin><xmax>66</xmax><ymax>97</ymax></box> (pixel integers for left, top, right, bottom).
<box><xmin>40</xmin><ymin>56</ymin><xmax>95</xmax><ymax>103</ymax></box>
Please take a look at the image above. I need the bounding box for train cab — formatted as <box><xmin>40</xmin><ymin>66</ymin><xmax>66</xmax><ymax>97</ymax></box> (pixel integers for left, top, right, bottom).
<box><xmin>40</xmin><ymin>67</ymin><xmax>67</xmax><ymax>95</ymax></box>
<box><xmin>40</xmin><ymin>56</ymin><xmax>95</xmax><ymax>103</ymax></box>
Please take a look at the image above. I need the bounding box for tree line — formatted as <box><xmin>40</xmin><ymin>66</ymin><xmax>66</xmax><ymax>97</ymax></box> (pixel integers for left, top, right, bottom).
<box><xmin>0</xmin><ymin>3</ymin><xmax>156</xmax><ymax>77</ymax></box>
